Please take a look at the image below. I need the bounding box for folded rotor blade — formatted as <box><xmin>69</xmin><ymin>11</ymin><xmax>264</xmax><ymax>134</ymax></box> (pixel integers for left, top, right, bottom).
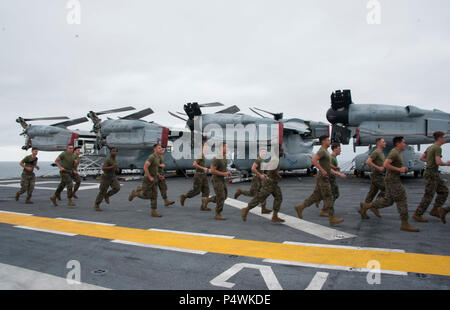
<box><xmin>51</xmin><ymin>117</ymin><xmax>89</xmax><ymax>127</ymax></box>
<box><xmin>249</xmin><ymin>108</ymin><xmax>269</xmax><ymax>118</ymax></box>
<box><xmin>121</xmin><ymin>108</ymin><xmax>154</xmax><ymax>120</ymax></box>
<box><xmin>215</xmin><ymin>105</ymin><xmax>240</xmax><ymax>114</ymax></box>
<box><xmin>23</xmin><ymin>116</ymin><xmax>70</xmax><ymax>121</ymax></box>
<box><xmin>168</xmin><ymin>111</ymin><xmax>188</xmax><ymax>122</ymax></box>
<box><xmin>198</xmin><ymin>102</ymin><xmax>224</xmax><ymax>108</ymax></box>
<box><xmin>95</xmin><ymin>106</ymin><xmax>136</xmax><ymax>116</ymax></box>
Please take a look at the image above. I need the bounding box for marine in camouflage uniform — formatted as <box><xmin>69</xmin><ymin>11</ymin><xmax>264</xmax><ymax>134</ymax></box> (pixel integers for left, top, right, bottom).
<box><xmin>294</xmin><ymin>136</ymin><xmax>344</xmax><ymax>225</ymax></box>
<box><xmin>364</xmin><ymin>147</ymin><xmax>386</xmax><ymax>204</ymax></box>
<box><xmin>94</xmin><ymin>148</ymin><xmax>121</xmax><ymax>211</ymax></box>
<box><xmin>157</xmin><ymin>150</ymin><xmax>175</xmax><ymax>206</ymax></box>
<box><xmin>359</xmin><ymin>137</ymin><xmax>419</xmax><ymax>232</ymax></box>
<box><xmin>180</xmin><ymin>150</ymin><xmax>212</xmax><ymax>211</ymax></box>
<box><xmin>241</xmin><ymin>149</ymin><xmax>285</xmax><ymax>223</ymax></box>
<box><xmin>234</xmin><ymin>155</ymin><xmax>271</xmax><ymax>214</ymax></box>
<box><xmin>210</xmin><ymin>150</ymin><xmax>229</xmax><ymax>220</ymax></box>
<box><xmin>72</xmin><ymin>147</ymin><xmax>82</xmax><ymax>199</ymax></box>
<box><xmin>129</xmin><ymin>145</ymin><xmax>162</xmax><ymax>217</ymax></box>
<box><xmin>413</xmin><ymin>132</ymin><xmax>450</xmax><ymax>223</ymax></box>
<box><xmin>50</xmin><ymin>145</ymin><xmax>77</xmax><ymax>207</ymax></box>
<box><xmin>16</xmin><ymin>148</ymin><xmax>39</xmax><ymax>204</ymax></box>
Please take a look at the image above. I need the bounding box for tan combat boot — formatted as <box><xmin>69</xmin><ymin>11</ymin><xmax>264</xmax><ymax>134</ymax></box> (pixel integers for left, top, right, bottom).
<box><xmin>271</xmin><ymin>211</ymin><xmax>285</xmax><ymax>223</ymax></box>
<box><xmin>241</xmin><ymin>207</ymin><xmax>250</xmax><ymax>221</ymax></box>
<box><xmin>136</xmin><ymin>186</ymin><xmax>142</xmax><ymax>192</ymax></box>
<box><xmin>200</xmin><ymin>197</ymin><xmax>211</xmax><ymax>211</ymax></box>
<box><xmin>164</xmin><ymin>198</ymin><xmax>175</xmax><ymax>206</ymax></box>
<box><xmin>234</xmin><ymin>189</ymin><xmax>242</xmax><ymax>199</ymax></box>
<box><xmin>180</xmin><ymin>194</ymin><xmax>186</xmax><ymax>206</ymax></box>
<box><xmin>412</xmin><ymin>212</ymin><xmax>428</xmax><ymax>223</ymax></box>
<box><xmin>294</xmin><ymin>204</ymin><xmax>306</xmax><ymax>219</ymax></box>
<box><xmin>128</xmin><ymin>190</ymin><xmax>137</xmax><ymax>202</ymax></box>
<box><xmin>68</xmin><ymin>198</ymin><xmax>76</xmax><ymax>207</ymax></box>
<box><xmin>439</xmin><ymin>206</ymin><xmax>450</xmax><ymax>224</ymax></box>
<box><xmin>358</xmin><ymin>202</ymin><xmax>371</xmax><ymax>219</ymax></box>
<box><xmin>329</xmin><ymin>216</ymin><xmax>344</xmax><ymax>225</ymax></box>
<box><xmin>429</xmin><ymin>207</ymin><xmax>441</xmax><ymax>219</ymax></box>
<box><xmin>400</xmin><ymin>219</ymin><xmax>420</xmax><ymax>232</ymax></box>
<box><xmin>261</xmin><ymin>202</ymin><xmax>272</xmax><ymax>214</ymax></box>
<box><xmin>369</xmin><ymin>205</ymin><xmax>381</xmax><ymax>218</ymax></box>
<box><xmin>94</xmin><ymin>204</ymin><xmax>102</xmax><ymax>211</ymax></box>
<box><xmin>25</xmin><ymin>199</ymin><xmax>33</xmax><ymax>204</ymax></box>
<box><xmin>319</xmin><ymin>208</ymin><xmax>329</xmax><ymax>217</ymax></box>
<box><xmin>151</xmin><ymin>209</ymin><xmax>162</xmax><ymax>217</ymax></box>
<box><xmin>72</xmin><ymin>193</ymin><xmax>79</xmax><ymax>199</ymax></box>
<box><xmin>56</xmin><ymin>194</ymin><xmax>61</xmax><ymax>201</ymax></box>
<box><xmin>50</xmin><ymin>195</ymin><xmax>58</xmax><ymax>207</ymax></box>
<box><xmin>15</xmin><ymin>192</ymin><xmax>20</xmax><ymax>201</ymax></box>
<box><xmin>214</xmin><ymin>213</ymin><xmax>226</xmax><ymax>220</ymax></box>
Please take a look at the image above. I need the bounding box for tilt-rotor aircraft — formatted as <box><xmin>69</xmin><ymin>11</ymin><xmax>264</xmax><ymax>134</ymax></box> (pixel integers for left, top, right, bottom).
<box><xmin>169</xmin><ymin>102</ymin><xmax>329</xmax><ymax>174</ymax></box>
<box><xmin>326</xmin><ymin>89</ymin><xmax>450</xmax><ymax>177</ymax></box>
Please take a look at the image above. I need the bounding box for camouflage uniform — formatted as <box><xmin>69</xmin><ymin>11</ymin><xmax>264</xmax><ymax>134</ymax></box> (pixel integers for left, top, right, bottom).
<box><xmin>72</xmin><ymin>154</ymin><xmax>81</xmax><ymax>195</ymax></box>
<box><xmin>415</xmin><ymin>144</ymin><xmax>448</xmax><ymax>215</ymax></box>
<box><xmin>211</xmin><ymin>156</ymin><xmax>228</xmax><ymax>214</ymax></box>
<box><xmin>301</xmin><ymin>147</ymin><xmax>335</xmax><ymax>216</ymax></box>
<box><xmin>247</xmin><ymin>156</ymin><xmax>282</xmax><ymax>212</ymax></box>
<box><xmin>329</xmin><ymin>154</ymin><xmax>339</xmax><ymax>201</ymax></box>
<box><xmin>364</xmin><ymin>149</ymin><xmax>386</xmax><ymax>203</ymax></box>
<box><xmin>17</xmin><ymin>155</ymin><xmax>38</xmax><ymax>200</ymax></box>
<box><xmin>372</xmin><ymin>148</ymin><xmax>409</xmax><ymax>220</ymax></box>
<box><xmin>157</xmin><ymin>154</ymin><xmax>169</xmax><ymax>200</ymax></box>
<box><xmin>55</xmin><ymin>151</ymin><xmax>77</xmax><ymax>199</ymax></box>
<box><xmin>239</xmin><ymin>158</ymin><xmax>267</xmax><ymax>207</ymax></box>
<box><xmin>95</xmin><ymin>155</ymin><xmax>120</xmax><ymax>205</ymax></box>
<box><xmin>185</xmin><ymin>154</ymin><xmax>210</xmax><ymax>198</ymax></box>
<box><xmin>137</xmin><ymin>153</ymin><xmax>159</xmax><ymax>209</ymax></box>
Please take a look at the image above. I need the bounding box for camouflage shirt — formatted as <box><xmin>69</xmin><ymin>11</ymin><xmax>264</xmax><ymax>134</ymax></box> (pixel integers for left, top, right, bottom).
<box><xmin>330</xmin><ymin>154</ymin><xmax>338</xmax><ymax>180</ymax></box>
<box><xmin>58</xmin><ymin>152</ymin><xmax>76</xmax><ymax>171</ymax></box>
<box><xmin>146</xmin><ymin>153</ymin><xmax>160</xmax><ymax>178</ymax></box>
<box><xmin>316</xmin><ymin>147</ymin><xmax>331</xmax><ymax>175</ymax></box>
<box><xmin>195</xmin><ymin>154</ymin><xmax>206</xmax><ymax>174</ymax></box>
<box><xmin>158</xmin><ymin>154</ymin><xmax>165</xmax><ymax>174</ymax></box>
<box><xmin>266</xmin><ymin>156</ymin><xmax>280</xmax><ymax>181</ymax></box>
<box><xmin>103</xmin><ymin>155</ymin><xmax>117</xmax><ymax>178</ymax></box>
<box><xmin>254</xmin><ymin>157</ymin><xmax>264</xmax><ymax>174</ymax></box>
<box><xmin>369</xmin><ymin>149</ymin><xmax>385</xmax><ymax>174</ymax></box>
<box><xmin>425</xmin><ymin>144</ymin><xmax>442</xmax><ymax>172</ymax></box>
<box><xmin>211</xmin><ymin>156</ymin><xmax>228</xmax><ymax>181</ymax></box>
<box><xmin>386</xmin><ymin>148</ymin><xmax>403</xmax><ymax>179</ymax></box>
<box><xmin>21</xmin><ymin>155</ymin><xmax>38</xmax><ymax>175</ymax></box>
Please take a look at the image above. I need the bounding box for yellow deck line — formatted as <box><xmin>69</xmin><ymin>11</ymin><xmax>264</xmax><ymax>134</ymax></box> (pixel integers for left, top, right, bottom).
<box><xmin>1</xmin><ymin>212</ymin><xmax>450</xmax><ymax>277</ymax></box>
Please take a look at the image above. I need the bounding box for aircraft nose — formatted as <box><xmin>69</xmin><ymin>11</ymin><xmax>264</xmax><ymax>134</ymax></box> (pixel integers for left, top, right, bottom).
<box><xmin>326</xmin><ymin>108</ymin><xmax>349</xmax><ymax>125</ymax></box>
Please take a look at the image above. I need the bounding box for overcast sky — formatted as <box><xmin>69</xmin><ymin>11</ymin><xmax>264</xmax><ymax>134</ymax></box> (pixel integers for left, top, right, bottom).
<box><xmin>0</xmin><ymin>0</ymin><xmax>449</xmax><ymax>162</ymax></box>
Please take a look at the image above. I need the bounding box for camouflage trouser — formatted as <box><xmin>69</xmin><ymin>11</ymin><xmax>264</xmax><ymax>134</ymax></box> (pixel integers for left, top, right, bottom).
<box><xmin>158</xmin><ymin>178</ymin><xmax>168</xmax><ymax>200</ymax></box>
<box><xmin>303</xmin><ymin>175</ymin><xmax>335</xmax><ymax>216</ymax></box>
<box><xmin>329</xmin><ymin>176</ymin><xmax>339</xmax><ymax>201</ymax></box>
<box><xmin>247</xmin><ymin>178</ymin><xmax>282</xmax><ymax>212</ymax></box>
<box><xmin>185</xmin><ymin>173</ymin><xmax>210</xmax><ymax>198</ymax></box>
<box><xmin>55</xmin><ymin>171</ymin><xmax>73</xmax><ymax>199</ymax></box>
<box><xmin>17</xmin><ymin>173</ymin><xmax>35</xmax><ymax>199</ymax></box>
<box><xmin>137</xmin><ymin>177</ymin><xmax>158</xmax><ymax>209</ymax></box>
<box><xmin>72</xmin><ymin>173</ymin><xmax>81</xmax><ymax>193</ymax></box>
<box><xmin>211</xmin><ymin>177</ymin><xmax>227</xmax><ymax>214</ymax></box>
<box><xmin>240</xmin><ymin>176</ymin><xmax>267</xmax><ymax>207</ymax></box>
<box><xmin>95</xmin><ymin>176</ymin><xmax>120</xmax><ymax>205</ymax></box>
<box><xmin>365</xmin><ymin>172</ymin><xmax>386</xmax><ymax>203</ymax></box>
<box><xmin>416</xmin><ymin>170</ymin><xmax>448</xmax><ymax>215</ymax></box>
<box><xmin>372</xmin><ymin>177</ymin><xmax>408</xmax><ymax>220</ymax></box>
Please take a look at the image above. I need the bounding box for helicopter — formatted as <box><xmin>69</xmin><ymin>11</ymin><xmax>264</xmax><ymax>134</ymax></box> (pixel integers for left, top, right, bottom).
<box><xmin>326</xmin><ymin>89</ymin><xmax>450</xmax><ymax>177</ymax></box>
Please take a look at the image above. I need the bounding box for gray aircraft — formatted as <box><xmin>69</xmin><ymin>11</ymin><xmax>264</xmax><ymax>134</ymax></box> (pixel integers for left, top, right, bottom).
<box><xmin>169</xmin><ymin>102</ymin><xmax>329</xmax><ymax>175</ymax></box>
<box><xmin>326</xmin><ymin>89</ymin><xmax>450</xmax><ymax>177</ymax></box>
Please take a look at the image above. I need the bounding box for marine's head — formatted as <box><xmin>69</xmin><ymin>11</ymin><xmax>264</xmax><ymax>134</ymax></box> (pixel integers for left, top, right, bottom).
<box><xmin>160</xmin><ymin>147</ymin><xmax>166</xmax><ymax>155</ymax></box>
<box><xmin>31</xmin><ymin>147</ymin><xmax>38</xmax><ymax>157</ymax></box>
<box><xmin>375</xmin><ymin>138</ymin><xmax>386</xmax><ymax>149</ymax></box>
<box><xmin>66</xmin><ymin>144</ymin><xmax>74</xmax><ymax>155</ymax></box>
<box><xmin>153</xmin><ymin>143</ymin><xmax>162</xmax><ymax>155</ymax></box>
<box><xmin>74</xmin><ymin>147</ymin><xmax>81</xmax><ymax>156</ymax></box>
<box><xmin>393</xmin><ymin>136</ymin><xmax>406</xmax><ymax>151</ymax></box>
<box><xmin>331</xmin><ymin>142</ymin><xmax>341</xmax><ymax>156</ymax></box>
<box><xmin>109</xmin><ymin>147</ymin><xmax>118</xmax><ymax>157</ymax></box>
<box><xmin>434</xmin><ymin>131</ymin><xmax>446</xmax><ymax>145</ymax></box>
<box><xmin>319</xmin><ymin>135</ymin><xmax>331</xmax><ymax>149</ymax></box>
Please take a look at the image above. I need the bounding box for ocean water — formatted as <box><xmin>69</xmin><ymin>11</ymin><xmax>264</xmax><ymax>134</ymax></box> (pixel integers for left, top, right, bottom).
<box><xmin>0</xmin><ymin>162</ymin><xmax>60</xmax><ymax>179</ymax></box>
